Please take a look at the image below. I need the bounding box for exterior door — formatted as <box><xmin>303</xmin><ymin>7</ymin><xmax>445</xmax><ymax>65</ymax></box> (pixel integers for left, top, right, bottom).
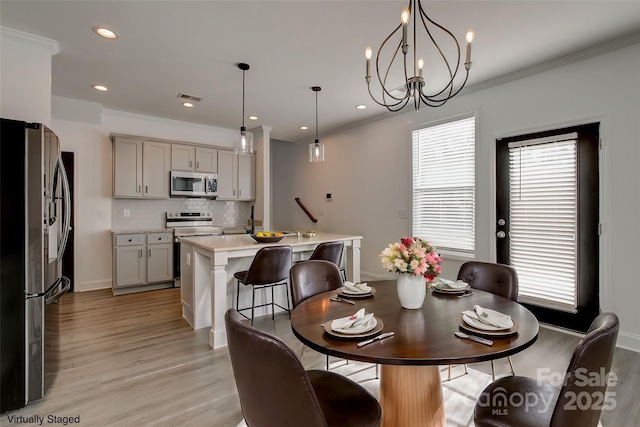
<box><xmin>496</xmin><ymin>123</ymin><xmax>600</xmax><ymax>332</ymax></box>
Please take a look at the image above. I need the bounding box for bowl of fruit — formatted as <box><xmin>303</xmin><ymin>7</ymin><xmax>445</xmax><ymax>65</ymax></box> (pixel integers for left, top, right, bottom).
<box><xmin>251</xmin><ymin>231</ymin><xmax>285</xmax><ymax>243</ymax></box>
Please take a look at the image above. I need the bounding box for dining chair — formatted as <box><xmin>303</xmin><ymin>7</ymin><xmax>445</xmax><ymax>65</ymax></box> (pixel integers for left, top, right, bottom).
<box><xmin>447</xmin><ymin>261</ymin><xmax>519</xmax><ymax>381</ymax></box>
<box><xmin>290</xmin><ymin>260</ymin><xmax>344</xmax><ymax>370</ymax></box>
<box><xmin>225</xmin><ymin>308</ymin><xmax>382</xmax><ymax>427</ymax></box>
<box><xmin>234</xmin><ymin>245</ymin><xmax>292</xmax><ymax>331</ymax></box>
<box><xmin>295</xmin><ymin>241</ymin><xmax>347</xmax><ymax>281</ymax></box>
<box><xmin>474</xmin><ymin>312</ymin><xmax>619</xmax><ymax>427</ymax></box>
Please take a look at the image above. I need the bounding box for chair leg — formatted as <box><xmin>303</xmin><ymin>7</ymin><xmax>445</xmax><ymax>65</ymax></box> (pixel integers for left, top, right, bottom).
<box><xmin>250</xmin><ymin>286</ymin><xmax>256</xmax><ymax>327</ymax></box>
<box><xmin>270</xmin><ymin>286</ymin><xmax>275</xmax><ymax>320</ymax></box>
<box><xmin>236</xmin><ymin>280</ymin><xmax>240</xmax><ymax>310</ymax></box>
<box><xmin>326</xmin><ymin>354</ymin><xmax>330</xmax><ymax>371</ymax></box>
<box><xmin>491</xmin><ymin>360</ymin><xmax>495</xmax><ymax>381</ymax></box>
<box><xmin>300</xmin><ymin>344</ymin><xmax>306</xmax><ymax>359</ymax></box>
<box><xmin>284</xmin><ymin>282</ymin><xmax>291</xmax><ymax>319</ymax></box>
<box><xmin>375</xmin><ymin>364</ymin><xmax>379</xmax><ymax>379</ymax></box>
<box><xmin>507</xmin><ymin>356</ymin><xmax>515</xmax><ymax>376</ymax></box>
<box><xmin>448</xmin><ymin>365</ymin><xmax>452</xmax><ymax>381</ymax></box>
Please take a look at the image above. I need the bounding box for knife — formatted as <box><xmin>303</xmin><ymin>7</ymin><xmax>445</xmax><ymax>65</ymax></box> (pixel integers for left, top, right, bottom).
<box><xmin>357</xmin><ymin>332</ymin><xmax>395</xmax><ymax>347</ymax></box>
<box><xmin>329</xmin><ymin>297</ymin><xmax>355</xmax><ymax>305</ymax></box>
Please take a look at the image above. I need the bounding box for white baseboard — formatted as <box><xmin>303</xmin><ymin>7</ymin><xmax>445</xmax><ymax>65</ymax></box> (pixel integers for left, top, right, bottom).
<box><xmin>616</xmin><ymin>331</ymin><xmax>640</xmax><ymax>353</ymax></box>
<box><xmin>75</xmin><ymin>279</ymin><xmax>112</xmax><ymax>292</ymax></box>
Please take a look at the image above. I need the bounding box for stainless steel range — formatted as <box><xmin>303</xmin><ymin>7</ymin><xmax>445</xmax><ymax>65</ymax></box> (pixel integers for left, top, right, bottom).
<box><xmin>166</xmin><ymin>211</ymin><xmax>222</xmax><ymax>281</ymax></box>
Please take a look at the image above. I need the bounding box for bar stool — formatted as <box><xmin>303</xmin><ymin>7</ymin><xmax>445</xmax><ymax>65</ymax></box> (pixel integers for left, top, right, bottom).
<box><xmin>234</xmin><ymin>246</ymin><xmax>292</xmax><ymax>330</ymax></box>
<box><xmin>295</xmin><ymin>241</ymin><xmax>347</xmax><ymax>281</ymax></box>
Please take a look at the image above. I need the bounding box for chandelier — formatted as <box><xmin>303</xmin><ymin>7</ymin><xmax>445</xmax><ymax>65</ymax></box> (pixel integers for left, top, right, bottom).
<box><xmin>235</xmin><ymin>63</ymin><xmax>253</xmax><ymax>154</ymax></box>
<box><xmin>364</xmin><ymin>0</ymin><xmax>474</xmax><ymax>112</ymax></box>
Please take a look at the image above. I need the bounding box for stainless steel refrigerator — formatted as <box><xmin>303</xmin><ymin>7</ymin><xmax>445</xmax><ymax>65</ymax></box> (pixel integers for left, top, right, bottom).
<box><xmin>1</xmin><ymin>118</ymin><xmax>72</xmax><ymax>413</ymax></box>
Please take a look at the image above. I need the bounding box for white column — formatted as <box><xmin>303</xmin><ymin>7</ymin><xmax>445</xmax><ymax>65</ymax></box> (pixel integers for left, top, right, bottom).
<box><xmin>210</xmin><ymin>250</ymin><xmax>229</xmax><ymax>349</ymax></box>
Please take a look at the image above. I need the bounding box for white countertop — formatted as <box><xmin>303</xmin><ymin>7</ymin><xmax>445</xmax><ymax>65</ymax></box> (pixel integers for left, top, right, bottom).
<box><xmin>111</xmin><ymin>228</ymin><xmax>172</xmax><ymax>235</ymax></box>
<box><xmin>179</xmin><ymin>232</ymin><xmax>363</xmax><ymax>252</ymax></box>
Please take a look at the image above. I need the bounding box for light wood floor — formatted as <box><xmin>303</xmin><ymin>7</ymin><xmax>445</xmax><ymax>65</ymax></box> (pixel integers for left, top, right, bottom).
<box><xmin>4</xmin><ymin>288</ymin><xmax>638</xmax><ymax>426</ymax></box>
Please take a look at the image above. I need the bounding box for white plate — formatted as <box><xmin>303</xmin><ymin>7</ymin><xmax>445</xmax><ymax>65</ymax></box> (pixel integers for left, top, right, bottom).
<box><xmin>433</xmin><ymin>285</ymin><xmax>469</xmax><ymax>294</ymax></box>
<box><xmin>342</xmin><ymin>287</ymin><xmax>371</xmax><ymax>295</ymax></box>
<box><xmin>331</xmin><ymin>314</ymin><xmax>377</xmax><ymax>334</ymax></box>
<box><xmin>463</xmin><ymin>313</ymin><xmax>510</xmax><ymax>331</ymax></box>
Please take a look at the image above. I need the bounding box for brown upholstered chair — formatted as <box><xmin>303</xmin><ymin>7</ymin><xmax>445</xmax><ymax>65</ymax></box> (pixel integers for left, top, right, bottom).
<box><xmin>448</xmin><ymin>261</ymin><xmax>519</xmax><ymax>381</ymax></box>
<box><xmin>290</xmin><ymin>260</ymin><xmax>344</xmax><ymax>370</ymax></box>
<box><xmin>225</xmin><ymin>308</ymin><xmax>382</xmax><ymax>427</ymax></box>
<box><xmin>295</xmin><ymin>241</ymin><xmax>346</xmax><ymax>281</ymax></box>
<box><xmin>474</xmin><ymin>312</ymin><xmax>619</xmax><ymax>427</ymax></box>
<box><xmin>234</xmin><ymin>246</ymin><xmax>292</xmax><ymax>329</ymax></box>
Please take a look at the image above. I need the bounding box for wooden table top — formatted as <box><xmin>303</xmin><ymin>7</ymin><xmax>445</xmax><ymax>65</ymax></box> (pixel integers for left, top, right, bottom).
<box><xmin>290</xmin><ymin>280</ymin><xmax>539</xmax><ymax>366</ymax></box>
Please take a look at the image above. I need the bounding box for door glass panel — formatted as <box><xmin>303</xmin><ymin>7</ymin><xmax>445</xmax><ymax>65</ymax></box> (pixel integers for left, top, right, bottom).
<box><xmin>508</xmin><ymin>139</ymin><xmax>577</xmax><ymax>312</ymax></box>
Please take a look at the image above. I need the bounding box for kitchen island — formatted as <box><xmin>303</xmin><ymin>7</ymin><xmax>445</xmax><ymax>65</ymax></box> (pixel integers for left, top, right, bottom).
<box><xmin>178</xmin><ymin>232</ymin><xmax>363</xmax><ymax>349</ymax></box>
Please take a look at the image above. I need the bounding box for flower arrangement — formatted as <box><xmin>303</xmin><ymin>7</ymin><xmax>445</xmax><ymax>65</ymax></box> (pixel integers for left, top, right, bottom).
<box><xmin>379</xmin><ymin>237</ymin><xmax>443</xmax><ymax>281</ymax></box>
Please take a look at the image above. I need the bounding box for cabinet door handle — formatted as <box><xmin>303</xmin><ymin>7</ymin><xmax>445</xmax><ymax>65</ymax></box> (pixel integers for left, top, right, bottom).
<box><xmin>148</xmin><ymin>249</ymin><xmax>151</xmax><ymax>257</ymax></box>
<box><xmin>189</xmin><ymin>160</ymin><xmax>192</xmax><ymax>168</ymax></box>
<box><xmin>233</xmin><ymin>189</ymin><xmax>236</xmax><ymax>196</ymax></box>
<box><xmin>145</xmin><ymin>185</ymin><xmax>148</xmax><ymax>194</ymax></box>
<box><xmin>238</xmin><ymin>189</ymin><xmax>241</xmax><ymax>197</ymax></box>
<box><xmin>196</xmin><ymin>161</ymin><xmax>199</xmax><ymax>169</ymax></box>
<box><xmin>138</xmin><ymin>185</ymin><xmax>141</xmax><ymax>194</ymax></box>
<box><xmin>139</xmin><ymin>250</ymin><xmax>142</xmax><ymax>258</ymax></box>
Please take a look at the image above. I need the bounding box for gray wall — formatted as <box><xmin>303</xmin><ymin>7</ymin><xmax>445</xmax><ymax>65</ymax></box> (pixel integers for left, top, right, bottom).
<box><xmin>272</xmin><ymin>42</ymin><xmax>640</xmax><ymax>352</ymax></box>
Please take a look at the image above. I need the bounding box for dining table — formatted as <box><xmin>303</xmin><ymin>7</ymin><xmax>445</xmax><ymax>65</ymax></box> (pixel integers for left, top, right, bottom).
<box><xmin>290</xmin><ymin>280</ymin><xmax>539</xmax><ymax>427</ymax></box>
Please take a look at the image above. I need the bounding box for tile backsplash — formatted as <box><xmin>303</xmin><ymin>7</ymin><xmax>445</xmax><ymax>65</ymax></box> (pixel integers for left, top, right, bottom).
<box><xmin>112</xmin><ymin>198</ymin><xmax>252</xmax><ymax>229</ymax></box>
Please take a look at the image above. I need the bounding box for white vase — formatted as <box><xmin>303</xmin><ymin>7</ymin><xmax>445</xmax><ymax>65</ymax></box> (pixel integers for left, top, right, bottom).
<box><xmin>396</xmin><ymin>273</ymin><xmax>426</xmax><ymax>309</ymax></box>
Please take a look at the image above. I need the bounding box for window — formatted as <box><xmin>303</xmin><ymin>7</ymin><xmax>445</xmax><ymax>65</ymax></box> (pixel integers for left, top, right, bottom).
<box><xmin>412</xmin><ymin>116</ymin><xmax>475</xmax><ymax>255</ymax></box>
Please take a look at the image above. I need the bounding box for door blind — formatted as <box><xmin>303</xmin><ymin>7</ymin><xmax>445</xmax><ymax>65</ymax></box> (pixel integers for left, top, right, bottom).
<box><xmin>412</xmin><ymin>117</ymin><xmax>475</xmax><ymax>253</ymax></box>
<box><xmin>508</xmin><ymin>138</ymin><xmax>578</xmax><ymax>312</ymax></box>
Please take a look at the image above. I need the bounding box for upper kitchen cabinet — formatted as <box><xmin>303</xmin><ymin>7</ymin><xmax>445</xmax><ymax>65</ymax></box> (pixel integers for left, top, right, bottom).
<box><xmin>217</xmin><ymin>151</ymin><xmax>255</xmax><ymax>201</ymax></box>
<box><xmin>113</xmin><ymin>136</ymin><xmax>171</xmax><ymax>198</ymax></box>
<box><xmin>171</xmin><ymin>144</ymin><xmax>217</xmax><ymax>173</ymax></box>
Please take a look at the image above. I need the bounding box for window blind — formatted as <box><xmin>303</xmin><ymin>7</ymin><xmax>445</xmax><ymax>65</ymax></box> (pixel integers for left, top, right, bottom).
<box><xmin>412</xmin><ymin>117</ymin><xmax>475</xmax><ymax>253</ymax></box>
<box><xmin>508</xmin><ymin>138</ymin><xmax>578</xmax><ymax>312</ymax></box>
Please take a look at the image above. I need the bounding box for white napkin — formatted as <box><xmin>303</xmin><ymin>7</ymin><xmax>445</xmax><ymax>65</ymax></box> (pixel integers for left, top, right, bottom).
<box><xmin>468</xmin><ymin>305</ymin><xmax>513</xmax><ymax>329</ymax></box>
<box><xmin>436</xmin><ymin>278</ymin><xmax>469</xmax><ymax>290</ymax></box>
<box><xmin>331</xmin><ymin>308</ymin><xmax>375</xmax><ymax>333</ymax></box>
<box><xmin>342</xmin><ymin>281</ymin><xmax>372</xmax><ymax>294</ymax></box>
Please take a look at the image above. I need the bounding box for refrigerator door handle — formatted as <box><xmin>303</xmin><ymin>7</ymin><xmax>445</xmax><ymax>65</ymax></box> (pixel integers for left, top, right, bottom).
<box><xmin>26</xmin><ymin>277</ymin><xmax>62</xmax><ymax>299</ymax></box>
<box><xmin>56</xmin><ymin>156</ymin><xmax>72</xmax><ymax>263</ymax></box>
<box><xmin>45</xmin><ymin>276</ymin><xmax>71</xmax><ymax>304</ymax></box>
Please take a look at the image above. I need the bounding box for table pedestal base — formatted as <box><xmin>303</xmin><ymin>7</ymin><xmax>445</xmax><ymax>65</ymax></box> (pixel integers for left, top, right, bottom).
<box><xmin>379</xmin><ymin>365</ymin><xmax>445</xmax><ymax>427</ymax></box>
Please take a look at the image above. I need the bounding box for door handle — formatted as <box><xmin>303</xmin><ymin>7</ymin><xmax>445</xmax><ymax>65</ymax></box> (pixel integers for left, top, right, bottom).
<box><xmin>497</xmin><ymin>231</ymin><xmax>506</xmax><ymax>239</ymax></box>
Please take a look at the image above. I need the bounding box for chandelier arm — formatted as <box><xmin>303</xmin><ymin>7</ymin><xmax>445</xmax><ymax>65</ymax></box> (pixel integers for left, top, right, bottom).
<box><xmin>419</xmin><ymin>67</ymin><xmax>470</xmax><ymax>106</ymax></box>
<box><xmin>417</xmin><ymin>2</ymin><xmax>462</xmax><ymax>99</ymax></box>
<box><xmin>376</xmin><ymin>28</ymin><xmax>410</xmax><ymax>102</ymax></box>
<box><xmin>367</xmin><ymin>82</ymin><xmax>411</xmax><ymax>111</ymax></box>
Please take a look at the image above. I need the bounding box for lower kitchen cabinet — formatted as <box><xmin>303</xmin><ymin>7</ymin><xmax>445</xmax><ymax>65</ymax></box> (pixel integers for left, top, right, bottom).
<box><xmin>112</xmin><ymin>232</ymin><xmax>174</xmax><ymax>295</ymax></box>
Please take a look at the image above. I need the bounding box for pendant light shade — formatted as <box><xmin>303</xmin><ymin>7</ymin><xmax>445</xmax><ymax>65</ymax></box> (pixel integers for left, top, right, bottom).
<box><xmin>235</xmin><ymin>63</ymin><xmax>254</xmax><ymax>154</ymax></box>
<box><xmin>309</xmin><ymin>86</ymin><xmax>324</xmax><ymax>163</ymax></box>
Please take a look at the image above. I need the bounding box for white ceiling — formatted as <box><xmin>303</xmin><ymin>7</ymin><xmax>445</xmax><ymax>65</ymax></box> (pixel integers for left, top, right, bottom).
<box><xmin>1</xmin><ymin>1</ymin><xmax>639</xmax><ymax>142</ymax></box>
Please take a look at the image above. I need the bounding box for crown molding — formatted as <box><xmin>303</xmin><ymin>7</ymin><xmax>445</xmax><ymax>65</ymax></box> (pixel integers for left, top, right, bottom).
<box><xmin>0</xmin><ymin>26</ymin><xmax>60</xmax><ymax>55</ymax></box>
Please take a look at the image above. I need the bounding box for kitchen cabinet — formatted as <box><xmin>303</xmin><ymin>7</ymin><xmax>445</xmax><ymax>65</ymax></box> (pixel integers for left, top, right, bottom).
<box><xmin>171</xmin><ymin>145</ymin><xmax>218</xmax><ymax>173</ymax></box>
<box><xmin>217</xmin><ymin>150</ymin><xmax>255</xmax><ymax>200</ymax></box>
<box><xmin>113</xmin><ymin>136</ymin><xmax>171</xmax><ymax>198</ymax></box>
<box><xmin>112</xmin><ymin>232</ymin><xmax>173</xmax><ymax>295</ymax></box>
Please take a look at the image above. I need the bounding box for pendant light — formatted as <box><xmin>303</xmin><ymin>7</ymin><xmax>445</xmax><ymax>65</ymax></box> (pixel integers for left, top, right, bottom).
<box><xmin>309</xmin><ymin>86</ymin><xmax>324</xmax><ymax>162</ymax></box>
<box><xmin>235</xmin><ymin>63</ymin><xmax>253</xmax><ymax>154</ymax></box>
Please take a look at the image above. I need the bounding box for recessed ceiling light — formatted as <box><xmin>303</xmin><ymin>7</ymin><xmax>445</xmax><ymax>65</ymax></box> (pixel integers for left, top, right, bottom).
<box><xmin>92</xmin><ymin>26</ymin><xmax>119</xmax><ymax>39</ymax></box>
<box><xmin>299</xmin><ymin>126</ymin><xmax>309</xmax><ymax>130</ymax></box>
<box><xmin>91</xmin><ymin>84</ymin><xmax>109</xmax><ymax>92</ymax></box>
<box><xmin>356</xmin><ymin>104</ymin><xmax>367</xmax><ymax>110</ymax></box>
<box><xmin>182</xmin><ymin>102</ymin><xmax>194</xmax><ymax>108</ymax></box>
<box><xmin>248</xmin><ymin>116</ymin><xmax>258</xmax><ymax>121</ymax></box>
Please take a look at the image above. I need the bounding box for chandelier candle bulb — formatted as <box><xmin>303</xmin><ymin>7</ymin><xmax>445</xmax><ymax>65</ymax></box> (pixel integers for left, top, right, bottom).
<box><xmin>418</xmin><ymin>58</ymin><xmax>424</xmax><ymax>77</ymax></box>
<box><xmin>365</xmin><ymin>46</ymin><xmax>372</xmax><ymax>79</ymax></box>
<box><xmin>465</xmin><ymin>29</ymin><xmax>474</xmax><ymax>65</ymax></box>
<box><xmin>401</xmin><ymin>8</ymin><xmax>409</xmax><ymax>52</ymax></box>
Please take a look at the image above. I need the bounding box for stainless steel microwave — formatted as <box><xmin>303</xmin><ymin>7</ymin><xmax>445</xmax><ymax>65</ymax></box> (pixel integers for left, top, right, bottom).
<box><xmin>170</xmin><ymin>171</ymin><xmax>218</xmax><ymax>198</ymax></box>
